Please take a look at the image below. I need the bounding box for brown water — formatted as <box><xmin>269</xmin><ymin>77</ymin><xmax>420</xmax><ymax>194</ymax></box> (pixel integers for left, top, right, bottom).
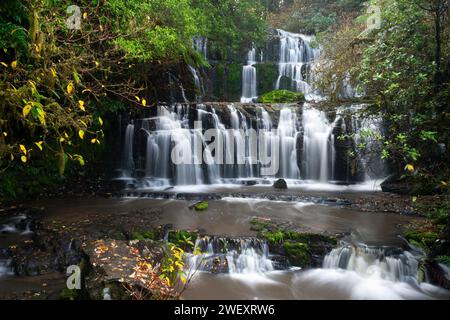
<box><xmin>2</xmin><ymin>189</ymin><xmax>448</xmax><ymax>300</ymax></box>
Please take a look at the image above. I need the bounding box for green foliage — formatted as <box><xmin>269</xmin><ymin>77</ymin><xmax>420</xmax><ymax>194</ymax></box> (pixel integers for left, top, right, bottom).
<box><xmin>192</xmin><ymin>0</ymin><xmax>267</xmax><ymax>59</ymax></box>
<box><xmin>130</xmin><ymin>230</ymin><xmax>159</xmax><ymax>241</ymax></box>
<box><xmin>259</xmin><ymin>90</ymin><xmax>305</xmax><ymax>103</ymax></box>
<box><xmin>267</xmin><ymin>0</ymin><xmax>366</xmax><ymax>34</ymax></box>
<box><xmin>194</xmin><ymin>201</ymin><xmax>209</xmax><ymax>211</ymax></box>
<box><xmin>168</xmin><ymin>230</ymin><xmax>197</xmax><ymax>250</ymax></box>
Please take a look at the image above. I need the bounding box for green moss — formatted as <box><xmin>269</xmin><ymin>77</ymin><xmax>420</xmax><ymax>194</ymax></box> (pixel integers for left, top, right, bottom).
<box><xmin>436</xmin><ymin>255</ymin><xmax>450</xmax><ymax>267</ymax></box>
<box><xmin>130</xmin><ymin>229</ymin><xmax>158</xmax><ymax>241</ymax></box>
<box><xmin>250</xmin><ymin>218</ymin><xmax>272</xmax><ymax>231</ymax></box>
<box><xmin>261</xmin><ymin>230</ymin><xmax>285</xmax><ymax>244</ymax></box>
<box><xmin>259</xmin><ymin>90</ymin><xmax>305</xmax><ymax>103</ymax></box>
<box><xmin>404</xmin><ymin>229</ymin><xmax>439</xmax><ymax>248</ymax></box>
<box><xmin>283</xmin><ymin>241</ymin><xmax>311</xmax><ymax>266</ymax></box>
<box><xmin>194</xmin><ymin>201</ymin><xmax>209</xmax><ymax>211</ymax></box>
<box><xmin>59</xmin><ymin>288</ymin><xmax>82</xmax><ymax>300</ymax></box>
<box><xmin>254</xmin><ymin>62</ymin><xmax>278</xmax><ymax>95</ymax></box>
<box><xmin>261</xmin><ymin>229</ymin><xmax>337</xmax><ymax>246</ymax></box>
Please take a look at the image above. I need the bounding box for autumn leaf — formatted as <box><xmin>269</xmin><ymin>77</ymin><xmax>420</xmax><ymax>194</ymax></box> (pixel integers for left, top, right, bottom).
<box><xmin>405</xmin><ymin>164</ymin><xmax>415</xmax><ymax>172</ymax></box>
<box><xmin>21</xmin><ymin>155</ymin><xmax>27</xmax><ymax>163</ymax></box>
<box><xmin>51</xmin><ymin>68</ymin><xmax>57</xmax><ymax>78</ymax></box>
<box><xmin>19</xmin><ymin>144</ymin><xmax>27</xmax><ymax>155</ymax></box>
<box><xmin>0</xmin><ymin>62</ymin><xmax>7</xmax><ymax>67</ymax></box>
<box><xmin>98</xmin><ymin>116</ymin><xmax>103</xmax><ymax>126</ymax></box>
<box><xmin>23</xmin><ymin>104</ymin><xmax>32</xmax><ymax>117</ymax></box>
<box><xmin>11</xmin><ymin>61</ymin><xmax>17</xmax><ymax>69</ymax></box>
<box><xmin>78</xmin><ymin>100</ymin><xmax>85</xmax><ymax>111</ymax></box>
<box><xmin>78</xmin><ymin>130</ymin><xmax>85</xmax><ymax>139</ymax></box>
<box><xmin>135</xmin><ymin>96</ymin><xmax>140</xmax><ymax>102</ymax></box>
<box><xmin>35</xmin><ymin>141</ymin><xmax>44</xmax><ymax>151</ymax></box>
<box><xmin>67</xmin><ymin>82</ymin><xmax>74</xmax><ymax>95</ymax></box>
<box><xmin>142</xmin><ymin>99</ymin><xmax>147</xmax><ymax>107</ymax></box>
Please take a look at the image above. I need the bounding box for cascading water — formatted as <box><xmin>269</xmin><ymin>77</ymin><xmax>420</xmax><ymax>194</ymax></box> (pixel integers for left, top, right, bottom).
<box><xmin>323</xmin><ymin>243</ymin><xmax>420</xmax><ymax>284</ymax></box>
<box><xmin>302</xmin><ymin>107</ymin><xmax>336</xmax><ymax>182</ymax></box>
<box><xmin>118</xmin><ymin>102</ymin><xmax>389</xmax><ymax>188</ymax></box>
<box><xmin>188</xmin><ymin>237</ymin><xmax>275</xmax><ymax>275</ymax></box>
<box><xmin>275</xmin><ymin>30</ymin><xmax>320</xmax><ymax>99</ymax></box>
<box><xmin>241</xmin><ymin>48</ymin><xmax>258</xmax><ymax>103</ymax></box>
<box><xmin>188</xmin><ymin>65</ymin><xmax>204</xmax><ymax>102</ymax></box>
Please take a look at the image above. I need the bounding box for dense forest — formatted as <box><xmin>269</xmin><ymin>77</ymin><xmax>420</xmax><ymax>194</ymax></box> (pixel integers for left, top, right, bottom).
<box><xmin>0</xmin><ymin>0</ymin><xmax>449</xmax><ymax>301</ymax></box>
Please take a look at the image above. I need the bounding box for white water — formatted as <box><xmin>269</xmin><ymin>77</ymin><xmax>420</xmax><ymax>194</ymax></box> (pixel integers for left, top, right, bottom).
<box><xmin>302</xmin><ymin>107</ymin><xmax>336</xmax><ymax>181</ymax></box>
<box><xmin>275</xmin><ymin>30</ymin><xmax>320</xmax><ymax>100</ymax></box>
<box><xmin>241</xmin><ymin>48</ymin><xmax>258</xmax><ymax>103</ymax></box>
<box><xmin>185</xmin><ymin>240</ymin><xmax>450</xmax><ymax>300</ymax></box>
<box><xmin>118</xmin><ymin>102</ymin><xmax>388</xmax><ymax>188</ymax></box>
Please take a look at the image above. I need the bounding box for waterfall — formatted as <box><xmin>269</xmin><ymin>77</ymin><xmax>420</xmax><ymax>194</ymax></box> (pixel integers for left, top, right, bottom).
<box><xmin>323</xmin><ymin>242</ymin><xmax>420</xmax><ymax>284</ymax></box>
<box><xmin>193</xmin><ymin>36</ymin><xmax>208</xmax><ymax>60</ymax></box>
<box><xmin>118</xmin><ymin>102</ymin><xmax>387</xmax><ymax>188</ymax></box>
<box><xmin>121</xmin><ymin>124</ymin><xmax>135</xmax><ymax>177</ymax></box>
<box><xmin>188</xmin><ymin>237</ymin><xmax>274</xmax><ymax>275</ymax></box>
<box><xmin>188</xmin><ymin>65</ymin><xmax>204</xmax><ymax>102</ymax></box>
<box><xmin>275</xmin><ymin>30</ymin><xmax>320</xmax><ymax>100</ymax></box>
<box><xmin>302</xmin><ymin>107</ymin><xmax>336</xmax><ymax>182</ymax></box>
<box><xmin>278</xmin><ymin>108</ymin><xmax>300</xmax><ymax>179</ymax></box>
<box><xmin>241</xmin><ymin>48</ymin><xmax>258</xmax><ymax>103</ymax></box>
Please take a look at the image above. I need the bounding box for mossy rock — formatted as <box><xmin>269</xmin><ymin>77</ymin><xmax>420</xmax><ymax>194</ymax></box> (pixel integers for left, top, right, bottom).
<box><xmin>129</xmin><ymin>229</ymin><xmax>159</xmax><ymax>241</ymax></box>
<box><xmin>259</xmin><ymin>90</ymin><xmax>305</xmax><ymax>103</ymax></box>
<box><xmin>194</xmin><ymin>201</ymin><xmax>209</xmax><ymax>211</ymax></box>
<box><xmin>283</xmin><ymin>241</ymin><xmax>311</xmax><ymax>267</ymax></box>
<box><xmin>404</xmin><ymin>229</ymin><xmax>439</xmax><ymax>248</ymax></box>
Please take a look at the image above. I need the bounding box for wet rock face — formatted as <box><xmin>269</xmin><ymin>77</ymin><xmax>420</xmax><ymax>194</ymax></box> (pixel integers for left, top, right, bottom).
<box><xmin>273</xmin><ymin>179</ymin><xmax>288</xmax><ymax>189</ymax></box>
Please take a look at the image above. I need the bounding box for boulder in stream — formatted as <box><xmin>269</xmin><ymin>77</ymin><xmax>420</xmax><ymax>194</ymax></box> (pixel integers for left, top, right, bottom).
<box><xmin>273</xmin><ymin>179</ymin><xmax>288</xmax><ymax>189</ymax></box>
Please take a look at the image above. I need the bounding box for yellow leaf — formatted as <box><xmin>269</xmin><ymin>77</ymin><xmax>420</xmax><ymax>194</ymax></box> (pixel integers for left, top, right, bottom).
<box><xmin>51</xmin><ymin>68</ymin><xmax>57</xmax><ymax>78</ymax></box>
<box><xmin>21</xmin><ymin>155</ymin><xmax>27</xmax><ymax>163</ymax></box>
<box><xmin>19</xmin><ymin>144</ymin><xmax>27</xmax><ymax>155</ymax></box>
<box><xmin>142</xmin><ymin>99</ymin><xmax>147</xmax><ymax>107</ymax></box>
<box><xmin>2</xmin><ymin>132</ymin><xmax>7</xmax><ymax>137</ymax></box>
<box><xmin>83</xmin><ymin>12</ymin><xmax>88</xmax><ymax>19</ymax></box>
<box><xmin>98</xmin><ymin>117</ymin><xmax>103</xmax><ymax>126</ymax></box>
<box><xmin>11</xmin><ymin>61</ymin><xmax>17</xmax><ymax>69</ymax></box>
<box><xmin>67</xmin><ymin>82</ymin><xmax>74</xmax><ymax>95</ymax></box>
<box><xmin>36</xmin><ymin>107</ymin><xmax>46</xmax><ymax>125</ymax></box>
<box><xmin>23</xmin><ymin>104</ymin><xmax>32</xmax><ymax>117</ymax></box>
<box><xmin>10</xmin><ymin>154</ymin><xmax>14</xmax><ymax>161</ymax></box>
<box><xmin>64</xmin><ymin>132</ymin><xmax>69</xmax><ymax>139</ymax></box>
<box><xmin>0</xmin><ymin>62</ymin><xmax>7</xmax><ymax>67</ymax></box>
<box><xmin>135</xmin><ymin>96</ymin><xmax>140</xmax><ymax>102</ymax></box>
<box><xmin>441</xmin><ymin>181</ymin><xmax>448</xmax><ymax>186</ymax></box>
<box><xmin>94</xmin><ymin>61</ymin><xmax>99</xmax><ymax>67</ymax></box>
<box><xmin>91</xmin><ymin>138</ymin><xmax>97</xmax><ymax>144</ymax></box>
<box><xmin>78</xmin><ymin>130</ymin><xmax>85</xmax><ymax>140</ymax></box>
<box><xmin>35</xmin><ymin>141</ymin><xmax>43</xmax><ymax>151</ymax></box>
<box><xmin>59</xmin><ymin>137</ymin><xmax>65</xmax><ymax>143</ymax></box>
<box><xmin>405</xmin><ymin>164</ymin><xmax>415</xmax><ymax>172</ymax></box>
<box><xmin>74</xmin><ymin>154</ymin><xmax>85</xmax><ymax>166</ymax></box>
<box><xmin>78</xmin><ymin>100</ymin><xmax>85</xmax><ymax>111</ymax></box>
